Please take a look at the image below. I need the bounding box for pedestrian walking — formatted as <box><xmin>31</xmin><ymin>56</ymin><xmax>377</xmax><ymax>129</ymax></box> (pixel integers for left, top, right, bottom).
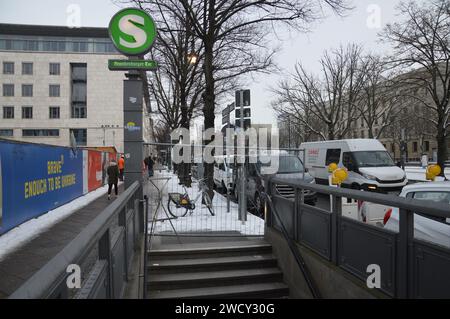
<box><xmin>118</xmin><ymin>155</ymin><xmax>125</xmax><ymax>181</ymax></box>
<box><xmin>107</xmin><ymin>160</ymin><xmax>120</xmax><ymax>200</ymax></box>
<box><xmin>144</xmin><ymin>154</ymin><xmax>155</xmax><ymax>178</ymax></box>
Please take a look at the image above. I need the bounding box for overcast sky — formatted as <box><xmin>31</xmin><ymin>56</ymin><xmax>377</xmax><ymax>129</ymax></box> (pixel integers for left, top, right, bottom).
<box><xmin>0</xmin><ymin>0</ymin><xmax>406</xmax><ymax>128</ymax></box>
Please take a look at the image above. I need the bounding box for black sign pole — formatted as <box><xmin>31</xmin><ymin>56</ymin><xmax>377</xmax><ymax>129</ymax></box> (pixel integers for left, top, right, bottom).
<box><xmin>123</xmin><ymin>62</ymin><xmax>144</xmax><ymax>194</ymax></box>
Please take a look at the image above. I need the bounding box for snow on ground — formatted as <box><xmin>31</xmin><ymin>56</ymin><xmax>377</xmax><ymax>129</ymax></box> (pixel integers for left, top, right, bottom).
<box><xmin>0</xmin><ymin>183</ymin><xmax>117</xmax><ymax>262</ymax></box>
<box><xmin>146</xmin><ymin>170</ymin><xmax>264</xmax><ymax>236</ymax></box>
<box><xmin>405</xmin><ymin>167</ymin><xmax>450</xmax><ymax>182</ymax></box>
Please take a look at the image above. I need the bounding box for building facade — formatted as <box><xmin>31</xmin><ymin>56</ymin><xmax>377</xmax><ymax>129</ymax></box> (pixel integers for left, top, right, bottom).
<box><xmin>0</xmin><ymin>24</ymin><xmax>153</xmax><ymax>153</ymax></box>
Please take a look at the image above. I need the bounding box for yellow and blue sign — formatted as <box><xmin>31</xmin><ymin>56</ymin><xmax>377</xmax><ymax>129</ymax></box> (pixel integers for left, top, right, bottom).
<box><xmin>0</xmin><ymin>140</ymin><xmax>83</xmax><ymax>234</ymax></box>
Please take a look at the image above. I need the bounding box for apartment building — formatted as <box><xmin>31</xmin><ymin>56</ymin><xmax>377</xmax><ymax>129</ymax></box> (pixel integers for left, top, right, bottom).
<box><xmin>0</xmin><ymin>24</ymin><xmax>153</xmax><ymax>153</ymax></box>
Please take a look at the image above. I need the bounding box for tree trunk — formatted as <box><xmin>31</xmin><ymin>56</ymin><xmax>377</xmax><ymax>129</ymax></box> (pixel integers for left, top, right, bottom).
<box><xmin>177</xmin><ymin>91</ymin><xmax>192</xmax><ymax>187</ymax></box>
<box><xmin>436</xmin><ymin>117</ymin><xmax>448</xmax><ymax>177</ymax></box>
<box><xmin>201</xmin><ymin>0</ymin><xmax>216</xmax><ymax>199</ymax></box>
<box><xmin>327</xmin><ymin>124</ymin><xmax>335</xmax><ymax>140</ymax></box>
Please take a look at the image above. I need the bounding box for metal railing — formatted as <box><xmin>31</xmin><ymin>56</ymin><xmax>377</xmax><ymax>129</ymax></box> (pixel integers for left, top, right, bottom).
<box><xmin>266</xmin><ymin>177</ymin><xmax>450</xmax><ymax>298</ymax></box>
<box><xmin>9</xmin><ymin>181</ymin><xmax>143</xmax><ymax>299</ymax></box>
<box><xmin>262</xmin><ymin>190</ymin><xmax>321</xmax><ymax>298</ymax></box>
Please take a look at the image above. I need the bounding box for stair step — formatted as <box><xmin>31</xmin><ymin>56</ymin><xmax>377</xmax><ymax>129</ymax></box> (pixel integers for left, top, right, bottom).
<box><xmin>148</xmin><ymin>267</ymin><xmax>283</xmax><ymax>290</ymax></box>
<box><xmin>148</xmin><ymin>282</ymin><xmax>289</xmax><ymax>299</ymax></box>
<box><xmin>148</xmin><ymin>254</ymin><xmax>277</xmax><ymax>273</ymax></box>
<box><xmin>148</xmin><ymin>241</ymin><xmax>272</xmax><ymax>259</ymax></box>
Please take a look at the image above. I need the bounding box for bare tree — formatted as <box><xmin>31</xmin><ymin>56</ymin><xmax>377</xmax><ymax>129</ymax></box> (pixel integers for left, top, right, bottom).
<box><xmin>275</xmin><ymin>99</ymin><xmax>325</xmax><ymax>145</ymax></box>
<box><xmin>146</xmin><ymin>0</ymin><xmax>352</xmax><ymax>194</ymax></box>
<box><xmin>274</xmin><ymin>44</ymin><xmax>366</xmax><ymax>141</ymax></box>
<box><xmin>380</xmin><ymin>0</ymin><xmax>450</xmax><ymax>173</ymax></box>
<box><xmin>356</xmin><ymin>55</ymin><xmax>409</xmax><ymax>139</ymax></box>
<box><xmin>131</xmin><ymin>0</ymin><xmax>353</xmax><ymax>193</ymax></box>
<box><xmin>131</xmin><ymin>0</ymin><xmax>206</xmax><ymax>185</ymax></box>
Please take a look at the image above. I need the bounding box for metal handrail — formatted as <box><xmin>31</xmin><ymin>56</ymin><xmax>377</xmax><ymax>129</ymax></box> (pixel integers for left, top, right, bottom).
<box><xmin>270</xmin><ymin>177</ymin><xmax>450</xmax><ymax>219</ymax></box>
<box><xmin>261</xmin><ymin>190</ymin><xmax>322</xmax><ymax>299</ymax></box>
<box><xmin>143</xmin><ymin>187</ymin><xmax>161</xmax><ymax>299</ymax></box>
<box><xmin>9</xmin><ymin>181</ymin><xmax>140</xmax><ymax>299</ymax></box>
<box><xmin>142</xmin><ymin>195</ymin><xmax>149</xmax><ymax>299</ymax></box>
<box><xmin>267</xmin><ymin>176</ymin><xmax>450</xmax><ymax>298</ymax></box>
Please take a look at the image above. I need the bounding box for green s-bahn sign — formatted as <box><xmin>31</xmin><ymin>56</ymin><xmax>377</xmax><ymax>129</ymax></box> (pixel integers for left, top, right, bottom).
<box><xmin>108</xmin><ymin>8</ymin><xmax>157</xmax><ymax>56</ymax></box>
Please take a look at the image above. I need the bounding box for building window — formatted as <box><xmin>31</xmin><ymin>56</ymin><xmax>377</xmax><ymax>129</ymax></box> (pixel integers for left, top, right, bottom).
<box><xmin>49</xmin><ymin>106</ymin><xmax>60</xmax><ymax>119</ymax></box>
<box><xmin>22</xmin><ymin>62</ymin><xmax>33</xmax><ymax>75</ymax></box>
<box><xmin>0</xmin><ymin>129</ymin><xmax>13</xmax><ymax>137</ymax></box>
<box><xmin>22</xmin><ymin>106</ymin><xmax>33</xmax><ymax>119</ymax></box>
<box><xmin>3</xmin><ymin>62</ymin><xmax>14</xmax><ymax>74</ymax></box>
<box><xmin>361</xmin><ymin>130</ymin><xmax>365</xmax><ymax>138</ymax></box>
<box><xmin>3</xmin><ymin>84</ymin><xmax>14</xmax><ymax>96</ymax></box>
<box><xmin>70</xmin><ymin>129</ymin><xmax>87</xmax><ymax>146</ymax></box>
<box><xmin>22</xmin><ymin>84</ymin><xmax>33</xmax><ymax>97</ymax></box>
<box><xmin>43</xmin><ymin>41</ymin><xmax>65</xmax><ymax>52</ymax></box>
<box><xmin>71</xmin><ymin>105</ymin><xmax>87</xmax><ymax>118</ymax></box>
<box><xmin>49</xmin><ymin>63</ymin><xmax>60</xmax><ymax>75</ymax></box>
<box><xmin>413</xmin><ymin>141</ymin><xmax>418</xmax><ymax>152</ymax></box>
<box><xmin>3</xmin><ymin>106</ymin><xmax>14</xmax><ymax>119</ymax></box>
<box><xmin>72</xmin><ymin>42</ymin><xmax>89</xmax><ymax>52</ymax></box>
<box><xmin>71</xmin><ymin>63</ymin><xmax>87</xmax><ymax>118</ymax></box>
<box><xmin>22</xmin><ymin>129</ymin><xmax>59</xmax><ymax>137</ymax></box>
<box><xmin>425</xmin><ymin>141</ymin><xmax>430</xmax><ymax>152</ymax></box>
<box><xmin>49</xmin><ymin>85</ymin><xmax>60</xmax><ymax>97</ymax></box>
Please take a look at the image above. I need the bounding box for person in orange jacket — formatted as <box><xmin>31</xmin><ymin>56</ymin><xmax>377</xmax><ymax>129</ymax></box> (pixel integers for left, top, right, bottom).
<box><xmin>118</xmin><ymin>155</ymin><xmax>125</xmax><ymax>181</ymax></box>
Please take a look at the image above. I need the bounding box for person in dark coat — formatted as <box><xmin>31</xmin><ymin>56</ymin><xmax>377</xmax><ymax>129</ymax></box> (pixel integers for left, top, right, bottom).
<box><xmin>144</xmin><ymin>154</ymin><xmax>155</xmax><ymax>178</ymax></box>
<box><xmin>107</xmin><ymin>160</ymin><xmax>120</xmax><ymax>200</ymax></box>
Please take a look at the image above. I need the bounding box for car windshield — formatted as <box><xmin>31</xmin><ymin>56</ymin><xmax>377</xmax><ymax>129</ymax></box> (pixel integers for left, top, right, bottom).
<box><xmin>413</xmin><ymin>191</ymin><xmax>450</xmax><ymax>205</ymax></box>
<box><xmin>258</xmin><ymin>156</ymin><xmax>304</xmax><ymax>174</ymax></box>
<box><xmin>352</xmin><ymin>151</ymin><xmax>395</xmax><ymax>167</ymax></box>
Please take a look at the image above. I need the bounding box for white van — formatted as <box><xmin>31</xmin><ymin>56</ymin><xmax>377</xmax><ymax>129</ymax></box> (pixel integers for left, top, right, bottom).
<box><xmin>299</xmin><ymin>139</ymin><xmax>408</xmax><ymax>193</ymax></box>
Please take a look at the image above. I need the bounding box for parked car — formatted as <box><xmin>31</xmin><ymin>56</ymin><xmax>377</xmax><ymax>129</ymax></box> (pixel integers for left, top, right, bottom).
<box><xmin>213</xmin><ymin>155</ymin><xmax>235</xmax><ymax>192</ymax></box>
<box><xmin>240</xmin><ymin>154</ymin><xmax>317</xmax><ymax>218</ymax></box>
<box><xmin>299</xmin><ymin>139</ymin><xmax>408</xmax><ymax>193</ymax></box>
<box><xmin>383</xmin><ymin>181</ymin><xmax>450</xmax><ymax>249</ymax></box>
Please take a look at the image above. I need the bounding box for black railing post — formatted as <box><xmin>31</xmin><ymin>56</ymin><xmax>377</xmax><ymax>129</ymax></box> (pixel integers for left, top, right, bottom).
<box><xmin>118</xmin><ymin>206</ymin><xmax>128</xmax><ymax>281</ymax></box>
<box><xmin>294</xmin><ymin>186</ymin><xmax>302</xmax><ymax>242</ymax></box>
<box><xmin>264</xmin><ymin>177</ymin><xmax>273</xmax><ymax>228</ymax></box>
<box><xmin>397</xmin><ymin>208</ymin><xmax>414</xmax><ymax>298</ymax></box>
<box><xmin>98</xmin><ymin>229</ymin><xmax>112</xmax><ymax>298</ymax></box>
<box><xmin>143</xmin><ymin>195</ymin><xmax>149</xmax><ymax>299</ymax></box>
<box><xmin>331</xmin><ymin>195</ymin><xmax>341</xmax><ymax>265</ymax></box>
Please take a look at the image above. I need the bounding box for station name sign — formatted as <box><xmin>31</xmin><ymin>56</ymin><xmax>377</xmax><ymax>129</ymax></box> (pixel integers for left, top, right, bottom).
<box><xmin>108</xmin><ymin>59</ymin><xmax>158</xmax><ymax>71</ymax></box>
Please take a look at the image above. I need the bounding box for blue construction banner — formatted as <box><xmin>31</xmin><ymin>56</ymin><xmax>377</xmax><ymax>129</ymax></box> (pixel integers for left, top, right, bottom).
<box><xmin>0</xmin><ymin>140</ymin><xmax>83</xmax><ymax>234</ymax></box>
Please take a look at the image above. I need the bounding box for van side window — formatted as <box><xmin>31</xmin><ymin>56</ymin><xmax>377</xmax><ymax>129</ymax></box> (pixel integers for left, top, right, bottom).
<box><xmin>326</xmin><ymin>149</ymin><xmax>341</xmax><ymax>165</ymax></box>
<box><xmin>342</xmin><ymin>152</ymin><xmax>354</xmax><ymax>170</ymax></box>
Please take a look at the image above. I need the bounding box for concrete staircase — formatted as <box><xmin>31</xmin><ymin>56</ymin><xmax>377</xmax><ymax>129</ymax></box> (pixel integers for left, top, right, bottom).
<box><xmin>146</xmin><ymin>239</ymin><xmax>289</xmax><ymax>299</ymax></box>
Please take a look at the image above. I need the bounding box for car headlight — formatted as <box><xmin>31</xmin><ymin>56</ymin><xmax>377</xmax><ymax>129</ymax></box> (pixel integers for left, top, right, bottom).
<box><xmin>362</xmin><ymin>173</ymin><xmax>377</xmax><ymax>180</ymax></box>
<box><xmin>309</xmin><ymin>178</ymin><xmax>316</xmax><ymax>184</ymax></box>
